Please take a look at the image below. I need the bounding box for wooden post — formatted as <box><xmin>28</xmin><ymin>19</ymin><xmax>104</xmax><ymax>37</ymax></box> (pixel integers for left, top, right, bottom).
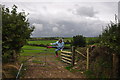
<box><xmin>113</xmin><ymin>53</ymin><xmax>115</xmax><ymax>78</ymax></box>
<box><xmin>86</xmin><ymin>48</ymin><xmax>89</xmax><ymax>70</ymax></box>
<box><xmin>72</xmin><ymin>46</ymin><xmax>75</xmax><ymax>66</ymax></box>
<box><xmin>112</xmin><ymin>53</ymin><xmax>119</xmax><ymax>78</ymax></box>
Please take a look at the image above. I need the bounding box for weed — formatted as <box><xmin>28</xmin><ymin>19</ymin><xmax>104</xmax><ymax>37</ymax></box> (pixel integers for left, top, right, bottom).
<box><xmin>65</xmin><ymin>65</ymin><xmax>73</xmax><ymax>71</ymax></box>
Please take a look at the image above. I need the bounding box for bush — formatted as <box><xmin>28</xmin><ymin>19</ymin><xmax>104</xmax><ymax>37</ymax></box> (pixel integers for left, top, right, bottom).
<box><xmin>65</xmin><ymin>40</ymin><xmax>71</xmax><ymax>44</ymax></box>
<box><xmin>99</xmin><ymin>18</ymin><xmax>120</xmax><ymax>78</ymax></box>
<box><xmin>71</xmin><ymin>35</ymin><xmax>86</xmax><ymax>47</ymax></box>
<box><xmin>99</xmin><ymin>22</ymin><xmax>120</xmax><ymax>54</ymax></box>
<box><xmin>89</xmin><ymin>46</ymin><xmax>113</xmax><ymax>78</ymax></box>
<box><xmin>2</xmin><ymin>5</ymin><xmax>34</xmax><ymax>62</ymax></box>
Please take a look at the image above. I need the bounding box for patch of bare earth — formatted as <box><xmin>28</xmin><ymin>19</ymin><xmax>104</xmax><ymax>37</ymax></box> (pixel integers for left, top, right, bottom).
<box><xmin>23</xmin><ymin>53</ymin><xmax>85</xmax><ymax>78</ymax></box>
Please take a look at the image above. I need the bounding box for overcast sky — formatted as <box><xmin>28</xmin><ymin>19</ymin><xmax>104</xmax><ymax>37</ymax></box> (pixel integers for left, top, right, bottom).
<box><xmin>1</xmin><ymin>1</ymin><xmax>119</xmax><ymax>37</ymax></box>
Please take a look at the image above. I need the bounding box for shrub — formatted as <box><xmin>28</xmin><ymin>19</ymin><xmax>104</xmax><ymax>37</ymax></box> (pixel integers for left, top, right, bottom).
<box><xmin>99</xmin><ymin>22</ymin><xmax>120</xmax><ymax>54</ymax></box>
<box><xmin>99</xmin><ymin>17</ymin><xmax>120</xmax><ymax>78</ymax></box>
<box><xmin>2</xmin><ymin>5</ymin><xmax>34</xmax><ymax>62</ymax></box>
<box><xmin>71</xmin><ymin>35</ymin><xmax>86</xmax><ymax>47</ymax></box>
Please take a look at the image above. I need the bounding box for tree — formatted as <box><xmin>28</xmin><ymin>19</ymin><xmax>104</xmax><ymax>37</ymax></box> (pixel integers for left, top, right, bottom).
<box><xmin>2</xmin><ymin>5</ymin><xmax>34</xmax><ymax>62</ymax></box>
<box><xmin>71</xmin><ymin>35</ymin><xmax>86</xmax><ymax>47</ymax></box>
<box><xmin>99</xmin><ymin>19</ymin><xmax>120</xmax><ymax>78</ymax></box>
<box><xmin>100</xmin><ymin>22</ymin><xmax>120</xmax><ymax>54</ymax></box>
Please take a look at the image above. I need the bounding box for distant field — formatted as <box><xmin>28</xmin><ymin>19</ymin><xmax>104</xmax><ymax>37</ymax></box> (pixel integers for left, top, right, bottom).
<box><xmin>86</xmin><ymin>37</ymin><xmax>98</xmax><ymax>40</ymax></box>
<box><xmin>86</xmin><ymin>37</ymin><xmax>99</xmax><ymax>43</ymax></box>
<box><xmin>64</xmin><ymin>37</ymin><xmax>98</xmax><ymax>43</ymax></box>
<box><xmin>63</xmin><ymin>37</ymin><xmax>72</xmax><ymax>41</ymax></box>
<box><xmin>28</xmin><ymin>37</ymin><xmax>72</xmax><ymax>44</ymax></box>
<box><xmin>28</xmin><ymin>37</ymin><xmax>98</xmax><ymax>46</ymax></box>
<box><xmin>30</xmin><ymin>37</ymin><xmax>98</xmax><ymax>41</ymax></box>
<box><xmin>28</xmin><ymin>39</ymin><xmax>71</xmax><ymax>46</ymax></box>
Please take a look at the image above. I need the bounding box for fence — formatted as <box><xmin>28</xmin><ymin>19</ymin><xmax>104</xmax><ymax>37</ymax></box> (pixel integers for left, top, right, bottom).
<box><xmin>61</xmin><ymin>46</ymin><xmax>90</xmax><ymax>70</ymax></box>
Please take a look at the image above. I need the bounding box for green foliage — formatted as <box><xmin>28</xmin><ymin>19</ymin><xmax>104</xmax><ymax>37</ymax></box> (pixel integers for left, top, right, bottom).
<box><xmin>2</xmin><ymin>5</ymin><xmax>34</xmax><ymax>62</ymax></box>
<box><xmin>99</xmin><ymin>21</ymin><xmax>120</xmax><ymax>54</ymax></box>
<box><xmin>65</xmin><ymin>65</ymin><xmax>73</xmax><ymax>71</ymax></box>
<box><xmin>86</xmin><ymin>37</ymin><xmax>100</xmax><ymax>45</ymax></box>
<box><xmin>71</xmin><ymin>35</ymin><xmax>86</xmax><ymax>47</ymax></box>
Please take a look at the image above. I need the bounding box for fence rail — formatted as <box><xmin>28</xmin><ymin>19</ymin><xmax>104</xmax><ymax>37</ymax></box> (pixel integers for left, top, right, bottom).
<box><xmin>75</xmin><ymin>50</ymin><xmax>86</xmax><ymax>58</ymax></box>
<box><xmin>61</xmin><ymin>46</ymin><xmax>75</xmax><ymax>66</ymax></box>
<box><xmin>61</xmin><ymin>51</ymin><xmax>72</xmax><ymax>65</ymax></box>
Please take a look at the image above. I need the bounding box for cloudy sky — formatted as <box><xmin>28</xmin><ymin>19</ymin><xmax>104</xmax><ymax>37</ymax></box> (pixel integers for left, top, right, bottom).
<box><xmin>1</xmin><ymin>1</ymin><xmax>119</xmax><ymax>37</ymax></box>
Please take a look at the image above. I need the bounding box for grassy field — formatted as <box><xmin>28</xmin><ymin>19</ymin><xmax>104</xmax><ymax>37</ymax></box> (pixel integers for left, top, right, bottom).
<box><xmin>86</xmin><ymin>37</ymin><xmax>98</xmax><ymax>41</ymax></box>
<box><xmin>28</xmin><ymin>40</ymin><xmax>57</xmax><ymax>45</ymax></box>
<box><xmin>20</xmin><ymin>45</ymin><xmax>55</xmax><ymax>56</ymax></box>
<box><xmin>28</xmin><ymin>39</ymin><xmax>71</xmax><ymax>47</ymax></box>
<box><xmin>86</xmin><ymin>37</ymin><xmax>99</xmax><ymax>45</ymax></box>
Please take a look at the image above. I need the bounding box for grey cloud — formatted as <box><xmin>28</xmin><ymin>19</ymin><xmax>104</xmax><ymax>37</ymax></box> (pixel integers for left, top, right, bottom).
<box><xmin>30</xmin><ymin>17</ymin><xmax>107</xmax><ymax>37</ymax></box>
<box><xmin>3</xmin><ymin>2</ymin><xmax>115</xmax><ymax>37</ymax></box>
<box><xmin>73</xmin><ymin>7</ymin><xmax>98</xmax><ymax>17</ymax></box>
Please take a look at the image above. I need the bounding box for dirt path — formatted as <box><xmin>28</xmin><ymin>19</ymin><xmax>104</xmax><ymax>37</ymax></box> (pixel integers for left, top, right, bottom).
<box><xmin>23</xmin><ymin>53</ymin><xmax>84</xmax><ymax>78</ymax></box>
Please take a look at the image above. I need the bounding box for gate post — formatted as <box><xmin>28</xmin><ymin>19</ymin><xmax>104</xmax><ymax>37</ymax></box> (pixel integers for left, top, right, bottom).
<box><xmin>86</xmin><ymin>48</ymin><xmax>89</xmax><ymax>70</ymax></box>
<box><xmin>72</xmin><ymin>46</ymin><xmax>75</xmax><ymax>66</ymax></box>
<box><xmin>112</xmin><ymin>53</ymin><xmax>119</xmax><ymax>78</ymax></box>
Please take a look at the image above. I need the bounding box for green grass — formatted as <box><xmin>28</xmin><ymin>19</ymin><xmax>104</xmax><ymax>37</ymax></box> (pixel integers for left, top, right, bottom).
<box><xmin>85</xmin><ymin>37</ymin><xmax>99</xmax><ymax>45</ymax></box>
<box><xmin>86</xmin><ymin>37</ymin><xmax>99</xmax><ymax>43</ymax></box>
<box><xmin>65</xmin><ymin>66</ymin><xmax>73</xmax><ymax>70</ymax></box>
<box><xmin>20</xmin><ymin>45</ymin><xmax>55</xmax><ymax>56</ymax></box>
<box><xmin>22</xmin><ymin>45</ymin><xmax>45</xmax><ymax>49</ymax></box>
<box><xmin>64</xmin><ymin>37</ymin><xmax>72</xmax><ymax>41</ymax></box>
<box><xmin>28</xmin><ymin>40</ymin><xmax>57</xmax><ymax>45</ymax></box>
